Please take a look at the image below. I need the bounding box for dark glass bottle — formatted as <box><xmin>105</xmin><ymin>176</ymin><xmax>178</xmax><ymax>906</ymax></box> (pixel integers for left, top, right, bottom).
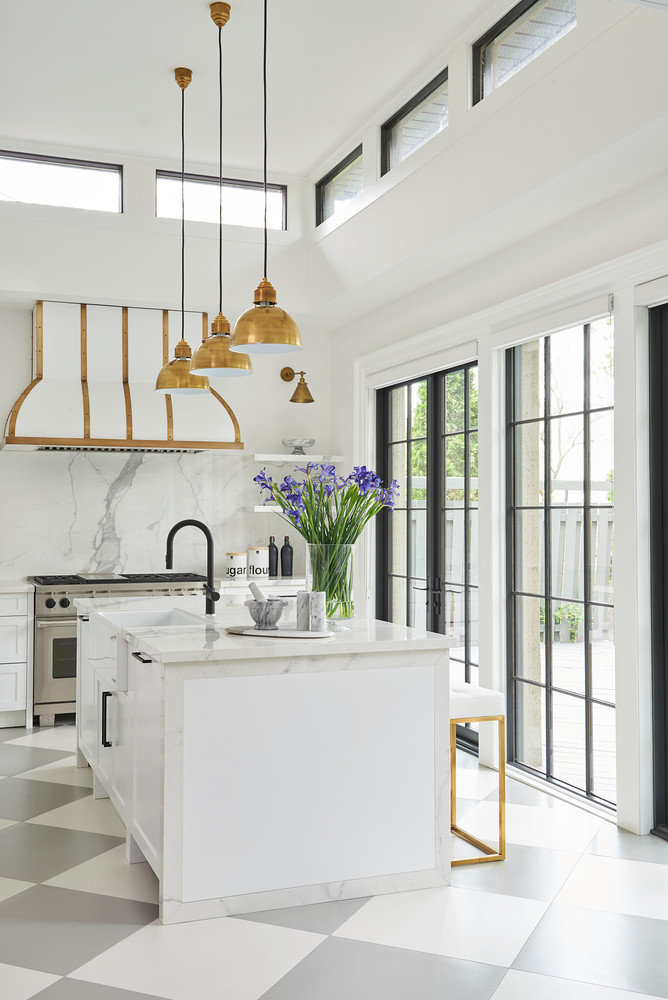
<box><xmin>268</xmin><ymin>536</ymin><xmax>278</xmax><ymax>577</ymax></box>
<box><xmin>280</xmin><ymin>535</ymin><xmax>293</xmax><ymax>577</ymax></box>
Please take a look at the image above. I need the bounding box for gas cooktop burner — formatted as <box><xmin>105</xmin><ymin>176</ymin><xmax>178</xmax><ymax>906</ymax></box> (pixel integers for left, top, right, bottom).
<box><xmin>32</xmin><ymin>572</ymin><xmax>207</xmax><ymax>587</ymax></box>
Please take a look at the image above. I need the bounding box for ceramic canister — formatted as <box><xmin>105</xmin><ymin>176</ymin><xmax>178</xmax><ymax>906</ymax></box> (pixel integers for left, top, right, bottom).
<box><xmin>247</xmin><ymin>546</ymin><xmax>269</xmax><ymax>579</ymax></box>
<box><xmin>225</xmin><ymin>551</ymin><xmax>247</xmax><ymax>581</ymax></box>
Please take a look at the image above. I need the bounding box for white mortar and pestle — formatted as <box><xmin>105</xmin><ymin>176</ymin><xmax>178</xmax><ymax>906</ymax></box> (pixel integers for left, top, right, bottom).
<box><xmin>245</xmin><ymin>582</ymin><xmax>288</xmax><ymax>630</ymax></box>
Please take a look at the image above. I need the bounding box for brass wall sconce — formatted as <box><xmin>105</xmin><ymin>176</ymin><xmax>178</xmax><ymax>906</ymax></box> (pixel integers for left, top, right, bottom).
<box><xmin>281</xmin><ymin>367</ymin><xmax>314</xmax><ymax>404</ymax></box>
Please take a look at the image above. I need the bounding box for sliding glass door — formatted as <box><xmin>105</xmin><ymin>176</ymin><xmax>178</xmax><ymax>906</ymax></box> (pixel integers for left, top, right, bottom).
<box><xmin>507</xmin><ymin>321</ymin><xmax>616</xmax><ymax>806</ymax></box>
<box><xmin>376</xmin><ymin>364</ymin><xmax>479</xmax><ymax>691</ymax></box>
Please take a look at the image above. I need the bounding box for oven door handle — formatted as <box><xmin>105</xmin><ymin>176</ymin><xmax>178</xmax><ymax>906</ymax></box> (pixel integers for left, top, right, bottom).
<box><xmin>36</xmin><ymin>618</ymin><xmax>78</xmax><ymax>628</ymax></box>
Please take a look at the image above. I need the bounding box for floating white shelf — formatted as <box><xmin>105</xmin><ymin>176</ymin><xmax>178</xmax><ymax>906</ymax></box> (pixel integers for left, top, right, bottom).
<box><xmin>249</xmin><ymin>504</ymin><xmax>282</xmax><ymax>513</ymax></box>
<box><xmin>254</xmin><ymin>454</ymin><xmax>344</xmax><ymax>463</ymax></box>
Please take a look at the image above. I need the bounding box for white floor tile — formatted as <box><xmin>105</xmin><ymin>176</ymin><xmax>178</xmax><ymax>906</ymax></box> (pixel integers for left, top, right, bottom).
<box><xmin>492</xmin><ymin>969</ymin><xmax>668</xmax><ymax>1000</ymax></box>
<box><xmin>555</xmin><ymin>854</ymin><xmax>668</xmax><ymax>921</ymax></box>
<box><xmin>462</xmin><ymin>799</ymin><xmax>603</xmax><ymax>853</ymax></box>
<box><xmin>26</xmin><ymin>795</ymin><xmax>125</xmax><ymax>836</ymax></box>
<box><xmin>0</xmin><ymin>875</ymin><xmax>35</xmax><ymax>903</ymax></box>
<box><xmin>44</xmin><ymin>845</ymin><xmax>158</xmax><ymax>904</ymax></box>
<box><xmin>69</xmin><ymin>916</ymin><xmax>325</xmax><ymax>1000</ymax></box>
<box><xmin>17</xmin><ymin>755</ymin><xmax>94</xmax><ymax>788</ymax></box>
<box><xmin>453</xmin><ymin>766</ymin><xmax>501</xmax><ymax>800</ymax></box>
<box><xmin>333</xmin><ymin>885</ymin><xmax>548</xmax><ymax>967</ymax></box>
<box><xmin>0</xmin><ymin>962</ymin><xmax>60</xmax><ymax>1000</ymax></box>
<box><xmin>8</xmin><ymin>727</ymin><xmax>77</xmax><ymax>752</ymax></box>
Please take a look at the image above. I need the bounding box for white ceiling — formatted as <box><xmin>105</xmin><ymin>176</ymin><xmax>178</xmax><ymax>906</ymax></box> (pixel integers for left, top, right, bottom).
<box><xmin>1</xmin><ymin>0</ymin><xmax>495</xmax><ymax>178</ymax></box>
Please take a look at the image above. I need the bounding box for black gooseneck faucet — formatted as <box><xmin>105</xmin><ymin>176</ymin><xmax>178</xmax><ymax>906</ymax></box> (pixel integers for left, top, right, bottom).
<box><xmin>165</xmin><ymin>519</ymin><xmax>220</xmax><ymax>616</ymax></box>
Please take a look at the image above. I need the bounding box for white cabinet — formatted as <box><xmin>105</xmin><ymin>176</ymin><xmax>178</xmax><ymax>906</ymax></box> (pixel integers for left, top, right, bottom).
<box><xmin>77</xmin><ymin>618</ymin><xmax>161</xmax><ymax>876</ymax></box>
<box><xmin>0</xmin><ymin>588</ymin><xmax>32</xmax><ymax>726</ymax></box>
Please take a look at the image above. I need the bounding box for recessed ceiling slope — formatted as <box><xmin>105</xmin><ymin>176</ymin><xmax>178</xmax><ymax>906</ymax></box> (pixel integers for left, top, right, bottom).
<box><xmin>0</xmin><ymin>0</ymin><xmax>495</xmax><ymax>177</ymax></box>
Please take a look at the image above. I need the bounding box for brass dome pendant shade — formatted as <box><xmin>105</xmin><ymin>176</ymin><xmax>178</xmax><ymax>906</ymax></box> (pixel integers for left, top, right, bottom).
<box><xmin>191</xmin><ymin>5</ymin><xmax>252</xmax><ymax>378</ymax></box>
<box><xmin>230</xmin><ymin>0</ymin><xmax>302</xmax><ymax>355</ymax></box>
<box><xmin>156</xmin><ymin>68</ymin><xmax>210</xmax><ymax>395</ymax></box>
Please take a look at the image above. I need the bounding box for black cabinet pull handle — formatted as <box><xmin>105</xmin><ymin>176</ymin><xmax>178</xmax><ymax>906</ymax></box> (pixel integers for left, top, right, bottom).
<box><xmin>101</xmin><ymin>691</ymin><xmax>112</xmax><ymax>748</ymax></box>
<box><xmin>132</xmin><ymin>651</ymin><xmax>152</xmax><ymax>664</ymax></box>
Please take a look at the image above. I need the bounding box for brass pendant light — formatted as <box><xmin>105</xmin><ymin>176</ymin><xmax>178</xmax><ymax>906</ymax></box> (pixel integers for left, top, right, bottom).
<box><xmin>156</xmin><ymin>68</ymin><xmax>211</xmax><ymax>395</ymax></box>
<box><xmin>229</xmin><ymin>0</ymin><xmax>302</xmax><ymax>355</ymax></box>
<box><xmin>191</xmin><ymin>4</ymin><xmax>252</xmax><ymax>378</ymax></box>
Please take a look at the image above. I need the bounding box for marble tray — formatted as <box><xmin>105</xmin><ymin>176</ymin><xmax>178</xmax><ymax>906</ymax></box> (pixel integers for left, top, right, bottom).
<box><xmin>225</xmin><ymin>625</ymin><xmax>335</xmax><ymax>639</ymax></box>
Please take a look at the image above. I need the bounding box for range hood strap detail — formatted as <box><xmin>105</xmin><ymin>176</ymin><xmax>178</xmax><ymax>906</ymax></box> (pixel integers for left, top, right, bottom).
<box><xmin>122</xmin><ymin>307</ymin><xmax>133</xmax><ymax>439</ymax></box>
<box><xmin>81</xmin><ymin>304</ymin><xmax>90</xmax><ymax>439</ymax></box>
<box><xmin>163</xmin><ymin>309</ymin><xmax>174</xmax><ymax>441</ymax></box>
<box><xmin>7</xmin><ymin>300</ymin><xmax>43</xmax><ymax>440</ymax></box>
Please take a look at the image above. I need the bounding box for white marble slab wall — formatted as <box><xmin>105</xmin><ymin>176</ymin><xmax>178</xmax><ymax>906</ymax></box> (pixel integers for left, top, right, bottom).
<box><xmin>0</xmin><ymin>450</ymin><xmax>302</xmax><ymax>578</ymax></box>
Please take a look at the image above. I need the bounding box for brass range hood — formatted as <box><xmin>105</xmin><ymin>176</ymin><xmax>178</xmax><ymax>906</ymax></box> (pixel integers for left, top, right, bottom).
<box><xmin>3</xmin><ymin>300</ymin><xmax>243</xmax><ymax>452</ymax></box>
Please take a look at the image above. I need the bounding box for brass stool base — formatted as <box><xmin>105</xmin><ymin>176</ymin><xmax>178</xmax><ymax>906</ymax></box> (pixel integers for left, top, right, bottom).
<box><xmin>451</xmin><ymin>715</ymin><xmax>506</xmax><ymax>867</ymax></box>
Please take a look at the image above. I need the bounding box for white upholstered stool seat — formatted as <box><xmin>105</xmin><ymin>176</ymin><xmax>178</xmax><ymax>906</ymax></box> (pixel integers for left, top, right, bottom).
<box><xmin>450</xmin><ymin>682</ymin><xmax>506</xmax><ymax>867</ymax></box>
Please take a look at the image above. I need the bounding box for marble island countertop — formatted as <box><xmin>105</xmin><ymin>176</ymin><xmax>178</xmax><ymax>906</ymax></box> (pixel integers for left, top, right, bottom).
<box><xmin>80</xmin><ymin>594</ymin><xmax>453</xmax><ymax>665</ymax></box>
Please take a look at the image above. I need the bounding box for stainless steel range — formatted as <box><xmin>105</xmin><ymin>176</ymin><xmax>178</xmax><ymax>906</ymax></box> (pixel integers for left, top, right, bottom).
<box><xmin>31</xmin><ymin>572</ymin><xmax>206</xmax><ymax>726</ymax></box>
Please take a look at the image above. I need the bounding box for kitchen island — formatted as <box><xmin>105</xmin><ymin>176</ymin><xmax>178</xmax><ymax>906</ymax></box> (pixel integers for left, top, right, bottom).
<box><xmin>77</xmin><ymin>601</ymin><xmax>452</xmax><ymax>925</ymax></box>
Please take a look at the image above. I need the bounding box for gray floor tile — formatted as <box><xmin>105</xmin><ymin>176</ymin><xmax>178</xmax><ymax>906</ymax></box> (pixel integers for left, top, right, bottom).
<box><xmin>260</xmin><ymin>936</ymin><xmax>506</xmax><ymax>1000</ymax></box>
<box><xmin>0</xmin><ymin>821</ymin><xmax>123</xmax><ymax>882</ymax></box>
<box><xmin>237</xmin><ymin>896</ymin><xmax>371</xmax><ymax>934</ymax></box>
<box><xmin>34</xmin><ymin>977</ymin><xmax>166</xmax><ymax>999</ymax></box>
<box><xmin>513</xmin><ymin>902</ymin><xmax>668</xmax><ymax>997</ymax></box>
<box><xmin>450</xmin><ymin>843</ymin><xmax>580</xmax><ymax>901</ymax></box>
<box><xmin>587</xmin><ymin>823</ymin><xmax>668</xmax><ymax>865</ymax></box>
<box><xmin>0</xmin><ymin>727</ymin><xmax>28</xmax><ymax>743</ymax></box>
<box><xmin>0</xmin><ymin>744</ymin><xmax>72</xmax><ymax>777</ymax></box>
<box><xmin>0</xmin><ymin>777</ymin><xmax>91</xmax><ymax>820</ymax></box>
<box><xmin>0</xmin><ymin>885</ymin><xmax>157</xmax><ymax>975</ymax></box>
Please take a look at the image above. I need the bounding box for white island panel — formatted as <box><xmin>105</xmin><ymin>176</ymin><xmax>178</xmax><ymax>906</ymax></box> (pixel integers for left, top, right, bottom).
<box><xmin>182</xmin><ymin>665</ymin><xmax>435</xmax><ymax>900</ymax></box>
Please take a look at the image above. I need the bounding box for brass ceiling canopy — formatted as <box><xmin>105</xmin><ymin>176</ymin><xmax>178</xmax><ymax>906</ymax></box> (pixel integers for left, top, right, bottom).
<box><xmin>174</xmin><ymin>67</ymin><xmax>192</xmax><ymax>89</ymax></box>
<box><xmin>210</xmin><ymin>2</ymin><xmax>231</xmax><ymax>28</ymax></box>
<box><xmin>233</xmin><ymin>280</ymin><xmax>302</xmax><ymax>354</ymax></box>
<box><xmin>192</xmin><ymin>1</ymin><xmax>253</xmax><ymax>378</ymax></box>
<box><xmin>230</xmin><ymin>0</ymin><xmax>302</xmax><ymax>355</ymax></box>
<box><xmin>156</xmin><ymin>69</ymin><xmax>210</xmax><ymax>395</ymax></box>
<box><xmin>281</xmin><ymin>366</ymin><xmax>314</xmax><ymax>404</ymax></box>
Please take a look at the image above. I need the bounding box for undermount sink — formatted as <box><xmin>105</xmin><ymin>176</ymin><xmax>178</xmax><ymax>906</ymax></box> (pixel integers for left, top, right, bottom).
<box><xmin>97</xmin><ymin>608</ymin><xmax>206</xmax><ymax>630</ymax></box>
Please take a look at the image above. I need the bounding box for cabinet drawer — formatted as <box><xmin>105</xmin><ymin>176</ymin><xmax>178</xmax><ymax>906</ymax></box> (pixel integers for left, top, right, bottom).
<box><xmin>0</xmin><ymin>593</ymin><xmax>28</xmax><ymax>617</ymax></box>
<box><xmin>0</xmin><ymin>662</ymin><xmax>27</xmax><ymax>712</ymax></box>
<box><xmin>0</xmin><ymin>617</ymin><xmax>28</xmax><ymax>662</ymax></box>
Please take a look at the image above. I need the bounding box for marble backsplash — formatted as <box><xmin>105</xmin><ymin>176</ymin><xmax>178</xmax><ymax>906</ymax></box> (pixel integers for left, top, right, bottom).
<box><xmin>0</xmin><ymin>450</ymin><xmax>301</xmax><ymax>580</ymax></box>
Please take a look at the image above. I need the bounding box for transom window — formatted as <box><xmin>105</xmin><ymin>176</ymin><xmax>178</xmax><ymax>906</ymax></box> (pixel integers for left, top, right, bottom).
<box><xmin>0</xmin><ymin>150</ymin><xmax>122</xmax><ymax>213</ymax></box>
<box><xmin>315</xmin><ymin>146</ymin><xmax>363</xmax><ymax>227</ymax></box>
<box><xmin>473</xmin><ymin>0</ymin><xmax>577</xmax><ymax>104</ymax></box>
<box><xmin>381</xmin><ymin>68</ymin><xmax>449</xmax><ymax>176</ymax></box>
<box><xmin>156</xmin><ymin>171</ymin><xmax>286</xmax><ymax>230</ymax></box>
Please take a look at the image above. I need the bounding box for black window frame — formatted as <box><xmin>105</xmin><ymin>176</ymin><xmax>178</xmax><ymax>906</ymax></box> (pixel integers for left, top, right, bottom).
<box><xmin>649</xmin><ymin>304</ymin><xmax>668</xmax><ymax>841</ymax></box>
<box><xmin>315</xmin><ymin>145</ymin><xmax>363</xmax><ymax>228</ymax></box>
<box><xmin>472</xmin><ymin>0</ymin><xmax>575</xmax><ymax>106</ymax></box>
<box><xmin>0</xmin><ymin>148</ymin><xmax>123</xmax><ymax>212</ymax></box>
<box><xmin>155</xmin><ymin>169</ymin><xmax>287</xmax><ymax>230</ymax></box>
<box><xmin>506</xmin><ymin>325</ymin><xmax>616</xmax><ymax>808</ymax></box>
<box><xmin>380</xmin><ymin>66</ymin><xmax>449</xmax><ymax>177</ymax></box>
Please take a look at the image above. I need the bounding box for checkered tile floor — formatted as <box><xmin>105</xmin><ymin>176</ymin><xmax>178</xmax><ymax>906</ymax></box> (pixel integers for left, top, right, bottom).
<box><xmin>1</xmin><ymin>722</ymin><xmax>667</xmax><ymax>1000</ymax></box>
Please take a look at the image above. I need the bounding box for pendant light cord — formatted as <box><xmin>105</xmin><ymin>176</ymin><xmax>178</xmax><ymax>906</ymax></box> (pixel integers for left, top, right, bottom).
<box><xmin>181</xmin><ymin>84</ymin><xmax>186</xmax><ymax>341</ymax></box>
<box><xmin>263</xmin><ymin>0</ymin><xmax>268</xmax><ymax>279</ymax></box>
<box><xmin>218</xmin><ymin>25</ymin><xmax>223</xmax><ymax>316</ymax></box>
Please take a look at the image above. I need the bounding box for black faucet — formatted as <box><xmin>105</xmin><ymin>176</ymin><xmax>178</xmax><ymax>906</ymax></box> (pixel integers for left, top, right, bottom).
<box><xmin>165</xmin><ymin>519</ymin><xmax>220</xmax><ymax>616</ymax></box>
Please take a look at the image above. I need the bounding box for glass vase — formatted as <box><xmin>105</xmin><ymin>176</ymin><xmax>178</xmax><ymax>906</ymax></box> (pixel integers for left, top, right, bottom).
<box><xmin>306</xmin><ymin>543</ymin><xmax>354</xmax><ymax>620</ymax></box>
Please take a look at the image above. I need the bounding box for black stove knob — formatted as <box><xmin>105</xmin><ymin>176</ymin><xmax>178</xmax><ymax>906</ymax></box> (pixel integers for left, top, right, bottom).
<box><xmin>45</xmin><ymin>598</ymin><xmax>56</xmax><ymax>609</ymax></box>
<box><xmin>59</xmin><ymin>597</ymin><xmax>71</xmax><ymax>608</ymax></box>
